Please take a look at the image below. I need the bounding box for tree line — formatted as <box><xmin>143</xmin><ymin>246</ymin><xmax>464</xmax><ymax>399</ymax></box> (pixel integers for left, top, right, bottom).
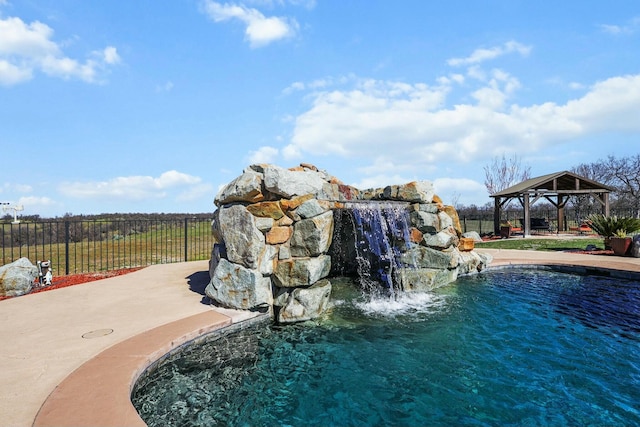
<box><xmin>1</xmin><ymin>212</ymin><xmax>213</xmax><ymax>223</ymax></box>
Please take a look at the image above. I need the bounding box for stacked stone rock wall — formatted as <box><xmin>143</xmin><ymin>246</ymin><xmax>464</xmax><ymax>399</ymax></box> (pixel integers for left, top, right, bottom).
<box><xmin>207</xmin><ymin>164</ymin><xmax>345</xmax><ymax>324</ymax></box>
<box><xmin>206</xmin><ymin>163</ymin><xmax>491</xmax><ymax>323</ymax></box>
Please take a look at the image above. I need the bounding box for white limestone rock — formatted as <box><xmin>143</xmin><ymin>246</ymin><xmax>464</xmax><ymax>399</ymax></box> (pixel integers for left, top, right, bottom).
<box><xmin>290</xmin><ymin>210</ymin><xmax>334</xmax><ymax>257</ymax></box>
<box><xmin>214</xmin><ymin>204</ymin><xmax>266</xmax><ymax>269</ymax></box>
<box><xmin>400</xmin><ymin>246</ymin><xmax>459</xmax><ymax>269</ymax></box>
<box><xmin>206</xmin><ymin>259</ymin><xmax>272</xmax><ymax>310</ymax></box>
<box><xmin>398</xmin><ymin>267</ymin><xmax>458</xmax><ymax>292</ymax></box>
<box><xmin>215</xmin><ymin>169</ymin><xmax>264</xmax><ymax>206</ymax></box>
<box><xmin>410</xmin><ymin>210</ymin><xmax>440</xmax><ymax>234</ymax></box>
<box><xmin>273</xmin><ymin>255</ymin><xmax>331</xmax><ymax>288</ymax></box>
<box><xmin>0</xmin><ymin>257</ymin><xmax>38</xmax><ymax>297</ymax></box>
<box><xmin>462</xmin><ymin>231</ymin><xmax>483</xmax><ymax>242</ymax></box>
<box><xmin>294</xmin><ymin>199</ymin><xmax>326</xmax><ymax>220</ymax></box>
<box><xmin>456</xmin><ymin>250</ymin><xmax>487</xmax><ymax>275</ymax></box>
<box><xmin>423</xmin><ymin>229</ymin><xmax>459</xmax><ymax>250</ymax></box>
<box><xmin>262</xmin><ymin>164</ymin><xmax>328</xmax><ymax>199</ymax></box>
<box><xmin>276</xmin><ymin>279</ymin><xmax>332</xmax><ymax>324</ymax></box>
<box><xmin>383</xmin><ymin>181</ymin><xmax>435</xmax><ymax>203</ymax></box>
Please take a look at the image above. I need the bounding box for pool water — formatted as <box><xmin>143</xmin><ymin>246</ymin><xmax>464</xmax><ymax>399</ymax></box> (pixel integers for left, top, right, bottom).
<box><xmin>132</xmin><ymin>269</ymin><xmax>640</xmax><ymax>426</ymax></box>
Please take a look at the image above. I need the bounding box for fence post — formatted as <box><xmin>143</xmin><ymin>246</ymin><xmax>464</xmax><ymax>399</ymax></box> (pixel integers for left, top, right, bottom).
<box><xmin>64</xmin><ymin>220</ymin><xmax>70</xmax><ymax>275</ymax></box>
<box><xmin>184</xmin><ymin>217</ymin><xmax>188</xmax><ymax>262</ymax></box>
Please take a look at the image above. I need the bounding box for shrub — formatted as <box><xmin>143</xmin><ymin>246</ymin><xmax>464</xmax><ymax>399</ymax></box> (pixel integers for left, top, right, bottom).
<box><xmin>587</xmin><ymin>214</ymin><xmax>640</xmax><ymax>237</ymax></box>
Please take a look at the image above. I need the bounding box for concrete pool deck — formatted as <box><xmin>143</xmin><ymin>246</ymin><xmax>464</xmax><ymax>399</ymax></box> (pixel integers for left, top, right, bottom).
<box><xmin>0</xmin><ymin>260</ymin><xmax>261</xmax><ymax>427</ymax></box>
<box><xmin>1</xmin><ymin>251</ymin><xmax>640</xmax><ymax>426</ymax></box>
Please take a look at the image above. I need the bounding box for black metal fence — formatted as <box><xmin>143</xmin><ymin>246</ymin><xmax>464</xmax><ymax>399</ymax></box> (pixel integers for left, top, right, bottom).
<box><xmin>1</xmin><ymin>218</ymin><xmax>214</xmax><ymax>275</ymax></box>
<box><xmin>459</xmin><ymin>207</ymin><xmax>636</xmax><ymax>235</ymax></box>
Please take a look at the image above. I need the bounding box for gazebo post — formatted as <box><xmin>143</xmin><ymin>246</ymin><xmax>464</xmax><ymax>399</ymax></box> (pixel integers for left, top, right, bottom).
<box><xmin>493</xmin><ymin>196</ymin><xmax>501</xmax><ymax>235</ymax></box>
<box><xmin>557</xmin><ymin>195</ymin><xmax>565</xmax><ymax>233</ymax></box>
<box><xmin>523</xmin><ymin>192</ymin><xmax>531</xmax><ymax>237</ymax></box>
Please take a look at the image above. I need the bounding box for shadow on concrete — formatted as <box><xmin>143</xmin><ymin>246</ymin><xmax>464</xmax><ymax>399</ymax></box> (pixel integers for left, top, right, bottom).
<box><xmin>187</xmin><ymin>271</ymin><xmax>210</xmax><ymax>305</ymax></box>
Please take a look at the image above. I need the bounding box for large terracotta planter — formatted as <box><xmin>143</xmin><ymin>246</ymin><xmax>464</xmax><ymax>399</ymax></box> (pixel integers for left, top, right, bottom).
<box><xmin>610</xmin><ymin>237</ymin><xmax>632</xmax><ymax>256</ymax></box>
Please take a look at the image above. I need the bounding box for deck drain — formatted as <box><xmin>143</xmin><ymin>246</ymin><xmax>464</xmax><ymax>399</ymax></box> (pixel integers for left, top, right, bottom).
<box><xmin>82</xmin><ymin>328</ymin><xmax>114</xmax><ymax>339</ymax></box>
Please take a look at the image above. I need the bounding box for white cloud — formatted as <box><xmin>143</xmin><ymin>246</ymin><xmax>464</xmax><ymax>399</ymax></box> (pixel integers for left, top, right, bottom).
<box><xmin>17</xmin><ymin>195</ymin><xmax>57</xmax><ymax>208</ymax></box>
<box><xmin>447</xmin><ymin>40</ymin><xmax>531</xmax><ymax>67</ymax></box>
<box><xmin>59</xmin><ymin>171</ymin><xmax>203</xmax><ymax>201</ymax></box>
<box><xmin>599</xmin><ymin>17</ymin><xmax>640</xmax><ymax>35</ymax></box>
<box><xmin>433</xmin><ymin>177</ymin><xmax>485</xmax><ymax>195</ymax></box>
<box><xmin>433</xmin><ymin>177</ymin><xmax>488</xmax><ymax>208</ymax></box>
<box><xmin>282</xmin><ymin>143</ymin><xmax>302</xmax><ymax>160</ymax></box>
<box><xmin>1</xmin><ymin>182</ymin><xmax>33</xmax><ymax>194</ymax></box>
<box><xmin>247</xmin><ymin>145</ymin><xmax>279</xmax><ymax>163</ymax></box>
<box><xmin>599</xmin><ymin>24</ymin><xmax>628</xmax><ymax>35</ymax></box>
<box><xmin>155</xmin><ymin>81</ymin><xmax>174</xmax><ymax>92</ymax></box>
<box><xmin>1</xmin><ymin>195</ymin><xmax>61</xmax><ymax>217</ymax></box>
<box><xmin>101</xmin><ymin>46</ymin><xmax>121</xmax><ymax>65</ymax></box>
<box><xmin>242</xmin><ymin>0</ymin><xmax>316</xmax><ymax>10</ymax></box>
<box><xmin>350</xmin><ymin>173</ymin><xmax>415</xmax><ymax>191</ymax></box>
<box><xmin>282</xmin><ymin>80</ymin><xmax>304</xmax><ymax>94</ymax></box>
<box><xmin>285</xmin><ymin>71</ymin><xmax>640</xmax><ymax>179</ymax></box>
<box><xmin>155</xmin><ymin>170</ymin><xmax>201</xmax><ymax>187</ymax></box>
<box><xmin>176</xmin><ymin>183</ymin><xmax>216</xmax><ymax>202</ymax></box>
<box><xmin>470</xmin><ymin>69</ymin><xmax>521</xmax><ymax>109</ymax></box>
<box><xmin>0</xmin><ymin>15</ymin><xmax>119</xmax><ymax>86</ymax></box>
<box><xmin>201</xmin><ymin>1</ymin><xmax>298</xmax><ymax>48</ymax></box>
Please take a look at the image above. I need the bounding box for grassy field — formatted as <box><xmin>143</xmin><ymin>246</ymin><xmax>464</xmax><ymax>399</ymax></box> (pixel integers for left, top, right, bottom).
<box><xmin>1</xmin><ymin>219</ymin><xmax>215</xmax><ymax>275</ymax></box>
<box><xmin>475</xmin><ymin>237</ymin><xmax>605</xmax><ymax>251</ymax></box>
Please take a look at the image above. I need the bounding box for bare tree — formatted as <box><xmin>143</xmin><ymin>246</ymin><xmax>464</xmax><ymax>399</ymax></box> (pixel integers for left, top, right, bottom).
<box><xmin>571</xmin><ymin>154</ymin><xmax>640</xmax><ymax>217</ymax></box>
<box><xmin>484</xmin><ymin>154</ymin><xmax>531</xmax><ymax>195</ymax></box>
<box><xmin>604</xmin><ymin>154</ymin><xmax>640</xmax><ymax>217</ymax></box>
<box><xmin>570</xmin><ymin>160</ymin><xmax>611</xmax><ymax>215</ymax></box>
<box><xmin>449</xmin><ymin>191</ymin><xmax>461</xmax><ymax>209</ymax></box>
<box><xmin>572</xmin><ymin>160</ymin><xmax>610</xmax><ymax>184</ymax></box>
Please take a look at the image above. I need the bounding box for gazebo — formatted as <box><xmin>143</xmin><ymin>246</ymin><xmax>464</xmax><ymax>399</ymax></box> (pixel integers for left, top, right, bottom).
<box><xmin>490</xmin><ymin>171</ymin><xmax>615</xmax><ymax>236</ymax></box>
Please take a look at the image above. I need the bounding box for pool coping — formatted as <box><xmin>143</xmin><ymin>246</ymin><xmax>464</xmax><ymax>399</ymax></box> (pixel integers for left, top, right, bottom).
<box><xmin>33</xmin><ymin>310</ymin><xmax>235</xmax><ymax>427</ymax></box>
<box><xmin>21</xmin><ymin>250</ymin><xmax>640</xmax><ymax>427</ymax></box>
<box><xmin>479</xmin><ymin>248</ymin><xmax>640</xmax><ymax>278</ymax></box>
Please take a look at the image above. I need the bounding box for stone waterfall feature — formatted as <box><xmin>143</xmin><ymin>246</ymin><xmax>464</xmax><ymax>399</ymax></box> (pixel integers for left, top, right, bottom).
<box><xmin>206</xmin><ymin>163</ymin><xmax>492</xmax><ymax>324</ymax></box>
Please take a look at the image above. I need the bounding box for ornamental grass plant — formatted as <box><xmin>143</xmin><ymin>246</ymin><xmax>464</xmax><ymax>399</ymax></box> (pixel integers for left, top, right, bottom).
<box><xmin>587</xmin><ymin>214</ymin><xmax>640</xmax><ymax>237</ymax></box>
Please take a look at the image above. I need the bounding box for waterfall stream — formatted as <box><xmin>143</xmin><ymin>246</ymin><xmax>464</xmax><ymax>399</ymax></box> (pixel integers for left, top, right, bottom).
<box><xmin>330</xmin><ymin>201</ymin><xmax>414</xmax><ymax>297</ymax></box>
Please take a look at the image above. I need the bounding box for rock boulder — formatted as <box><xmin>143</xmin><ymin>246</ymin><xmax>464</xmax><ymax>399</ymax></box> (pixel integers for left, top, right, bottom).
<box><xmin>0</xmin><ymin>257</ymin><xmax>38</xmax><ymax>297</ymax></box>
<box><xmin>276</xmin><ymin>279</ymin><xmax>332</xmax><ymax>323</ymax></box>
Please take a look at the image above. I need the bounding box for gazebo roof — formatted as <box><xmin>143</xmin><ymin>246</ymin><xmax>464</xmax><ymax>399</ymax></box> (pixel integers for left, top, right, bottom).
<box><xmin>490</xmin><ymin>170</ymin><xmax>615</xmax><ymax>198</ymax></box>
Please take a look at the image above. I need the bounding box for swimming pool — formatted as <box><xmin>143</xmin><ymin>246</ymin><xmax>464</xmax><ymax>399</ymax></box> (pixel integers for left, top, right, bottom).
<box><xmin>132</xmin><ymin>268</ymin><xmax>640</xmax><ymax>426</ymax></box>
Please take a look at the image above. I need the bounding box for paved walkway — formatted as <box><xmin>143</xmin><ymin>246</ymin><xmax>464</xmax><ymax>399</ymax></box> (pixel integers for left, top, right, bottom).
<box><xmin>0</xmin><ymin>260</ymin><xmax>258</xmax><ymax>427</ymax></box>
<box><xmin>480</xmin><ymin>248</ymin><xmax>640</xmax><ymax>276</ymax></box>
<box><xmin>1</xmin><ymin>252</ymin><xmax>639</xmax><ymax>426</ymax></box>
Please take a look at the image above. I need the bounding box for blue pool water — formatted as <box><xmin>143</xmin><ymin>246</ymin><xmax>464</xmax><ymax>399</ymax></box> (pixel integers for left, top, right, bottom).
<box><xmin>132</xmin><ymin>269</ymin><xmax>640</xmax><ymax>426</ymax></box>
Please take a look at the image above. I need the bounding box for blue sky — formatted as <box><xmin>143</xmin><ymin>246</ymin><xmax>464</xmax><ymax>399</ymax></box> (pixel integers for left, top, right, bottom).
<box><xmin>1</xmin><ymin>0</ymin><xmax>639</xmax><ymax>217</ymax></box>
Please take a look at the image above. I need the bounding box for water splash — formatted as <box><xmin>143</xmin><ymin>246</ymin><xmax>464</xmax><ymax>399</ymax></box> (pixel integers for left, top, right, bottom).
<box><xmin>355</xmin><ymin>292</ymin><xmax>449</xmax><ymax>318</ymax></box>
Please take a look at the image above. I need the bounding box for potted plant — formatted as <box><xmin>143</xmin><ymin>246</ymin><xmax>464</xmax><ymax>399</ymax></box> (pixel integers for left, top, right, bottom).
<box><xmin>499</xmin><ymin>221</ymin><xmax>512</xmax><ymax>239</ymax></box>
<box><xmin>610</xmin><ymin>229</ymin><xmax>633</xmax><ymax>256</ymax></box>
<box><xmin>587</xmin><ymin>214</ymin><xmax>640</xmax><ymax>254</ymax></box>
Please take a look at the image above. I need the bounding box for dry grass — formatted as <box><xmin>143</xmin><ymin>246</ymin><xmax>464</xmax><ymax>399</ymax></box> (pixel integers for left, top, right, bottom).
<box><xmin>1</xmin><ymin>220</ymin><xmax>214</xmax><ymax>275</ymax></box>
